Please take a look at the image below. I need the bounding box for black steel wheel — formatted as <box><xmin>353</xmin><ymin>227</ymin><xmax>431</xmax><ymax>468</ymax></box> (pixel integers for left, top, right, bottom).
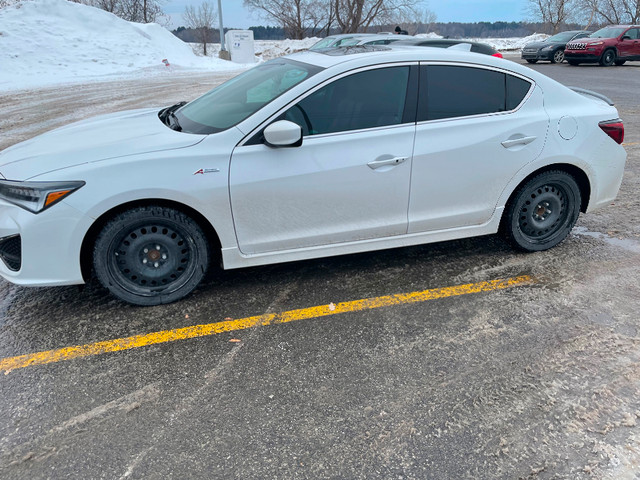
<box><xmin>551</xmin><ymin>49</ymin><xmax>564</xmax><ymax>64</ymax></box>
<box><xmin>501</xmin><ymin>171</ymin><xmax>581</xmax><ymax>252</ymax></box>
<box><xmin>599</xmin><ymin>49</ymin><xmax>616</xmax><ymax>66</ymax></box>
<box><xmin>94</xmin><ymin>206</ymin><xmax>209</xmax><ymax>305</ymax></box>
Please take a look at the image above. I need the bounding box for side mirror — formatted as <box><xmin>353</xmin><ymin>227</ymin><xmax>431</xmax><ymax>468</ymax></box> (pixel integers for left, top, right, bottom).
<box><xmin>263</xmin><ymin>120</ymin><xmax>302</xmax><ymax>148</ymax></box>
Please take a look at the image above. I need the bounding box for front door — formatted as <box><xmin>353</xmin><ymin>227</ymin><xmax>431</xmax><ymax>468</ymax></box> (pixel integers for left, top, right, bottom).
<box><xmin>230</xmin><ymin>65</ymin><xmax>416</xmax><ymax>255</ymax></box>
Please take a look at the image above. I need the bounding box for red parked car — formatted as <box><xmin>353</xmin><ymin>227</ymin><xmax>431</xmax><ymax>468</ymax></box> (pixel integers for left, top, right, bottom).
<box><xmin>565</xmin><ymin>25</ymin><xmax>640</xmax><ymax>66</ymax></box>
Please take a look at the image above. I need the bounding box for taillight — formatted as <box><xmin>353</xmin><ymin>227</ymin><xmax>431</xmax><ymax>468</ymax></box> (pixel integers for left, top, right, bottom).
<box><xmin>599</xmin><ymin>119</ymin><xmax>624</xmax><ymax>144</ymax></box>
<box><xmin>492</xmin><ymin>52</ymin><xmax>503</xmax><ymax>58</ymax></box>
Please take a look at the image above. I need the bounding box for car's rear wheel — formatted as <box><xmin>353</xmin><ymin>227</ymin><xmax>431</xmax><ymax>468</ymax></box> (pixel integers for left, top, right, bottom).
<box><xmin>599</xmin><ymin>49</ymin><xmax>616</xmax><ymax>66</ymax></box>
<box><xmin>551</xmin><ymin>49</ymin><xmax>564</xmax><ymax>64</ymax></box>
<box><xmin>501</xmin><ymin>171</ymin><xmax>581</xmax><ymax>252</ymax></box>
<box><xmin>93</xmin><ymin>206</ymin><xmax>210</xmax><ymax>305</ymax></box>
<box><xmin>526</xmin><ymin>59</ymin><xmax>538</xmax><ymax>64</ymax></box>
<box><xmin>615</xmin><ymin>60</ymin><xmax>626</xmax><ymax>66</ymax></box>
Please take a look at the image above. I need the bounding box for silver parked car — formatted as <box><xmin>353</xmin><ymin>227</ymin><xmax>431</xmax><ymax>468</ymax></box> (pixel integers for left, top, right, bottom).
<box><xmin>0</xmin><ymin>46</ymin><xmax>626</xmax><ymax>305</ymax></box>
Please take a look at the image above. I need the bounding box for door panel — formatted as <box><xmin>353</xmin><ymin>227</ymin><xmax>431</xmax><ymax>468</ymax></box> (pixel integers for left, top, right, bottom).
<box><xmin>230</xmin><ymin>126</ymin><xmax>415</xmax><ymax>254</ymax></box>
<box><xmin>409</xmin><ymin>83</ymin><xmax>549</xmax><ymax>233</ymax></box>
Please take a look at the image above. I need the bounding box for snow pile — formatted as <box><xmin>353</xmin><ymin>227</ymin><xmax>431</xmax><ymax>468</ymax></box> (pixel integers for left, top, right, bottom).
<box><xmin>0</xmin><ymin>0</ymin><xmax>551</xmax><ymax>93</ymax></box>
<box><xmin>194</xmin><ymin>38</ymin><xmax>321</xmax><ymax>62</ymax></box>
<box><xmin>415</xmin><ymin>32</ymin><xmax>444</xmax><ymax>39</ymax></box>
<box><xmin>0</xmin><ymin>0</ymin><xmax>244</xmax><ymax>91</ymax></box>
<box><xmin>475</xmin><ymin>33</ymin><xmax>550</xmax><ymax>51</ymax></box>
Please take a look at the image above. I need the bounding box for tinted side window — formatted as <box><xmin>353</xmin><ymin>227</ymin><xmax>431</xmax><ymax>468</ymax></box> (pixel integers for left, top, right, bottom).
<box><xmin>419</xmin><ymin>65</ymin><xmax>505</xmax><ymax>121</ymax></box>
<box><xmin>283</xmin><ymin>67</ymin><xmax>410</xmax><ymax>136</ymax></box>
<box><xmin>506</xmin><ymin>75</ymin><xmax>531</xmax><ymax>110</ymax></box>
<box><xmin>418</xmin><ymin>66</ymin><xmax>531</xmax><ymax>121</ymax></box>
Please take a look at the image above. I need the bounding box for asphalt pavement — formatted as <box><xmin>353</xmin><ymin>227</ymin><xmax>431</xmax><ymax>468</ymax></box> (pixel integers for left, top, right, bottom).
<box><xmin>1</xmin><ymin>54</ymin><xmax>640</xmax><ymax>479</ymax></box>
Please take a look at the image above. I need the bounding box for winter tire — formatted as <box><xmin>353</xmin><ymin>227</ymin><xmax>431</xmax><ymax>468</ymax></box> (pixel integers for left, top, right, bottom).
<box><xmin>94</xmin><ymin>206</ymin><xmax>210</xmax><ymax>305</ymax></box>
<box><xmin>599</xmin><ymin>49</ymin><xmax>616</xmax><ymax>66</ymax></box>
<box><xmin>501</xmin><ymin>171</ymin><xmax>581</xmax><ymax>252</ymax></box>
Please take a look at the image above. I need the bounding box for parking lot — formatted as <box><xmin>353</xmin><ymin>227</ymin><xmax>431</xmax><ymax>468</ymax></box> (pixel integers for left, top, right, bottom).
<box><xmin>1</xmin><ymin>54</ymin><xmax>640</xmax><ymax>479</ymax></box>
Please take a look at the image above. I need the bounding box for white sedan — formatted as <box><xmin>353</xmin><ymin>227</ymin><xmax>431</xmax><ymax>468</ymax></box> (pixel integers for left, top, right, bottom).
<box><xmin>0</xmin><ymin>46</ymin><xmax>626</xmax><ymax>305</ymax></box>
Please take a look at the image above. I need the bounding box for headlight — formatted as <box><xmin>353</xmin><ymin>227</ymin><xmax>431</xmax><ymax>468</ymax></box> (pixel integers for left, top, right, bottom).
<box><xmin>588</xmin><ymin>41</ymin><xmax>604</xmax><ymax>46</ymax></box>
<box><xmin>541</xmin><ymin>45</ymin><xmax>553</xmax><ymax>50</ymax></box>
<box><xmin>0</xmin><ymin>180</ymin><xmax>85</xmax><ymax>213</ymax></box>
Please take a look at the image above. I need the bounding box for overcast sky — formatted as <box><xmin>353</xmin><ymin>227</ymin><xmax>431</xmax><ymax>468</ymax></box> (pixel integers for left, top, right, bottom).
<box><xmin>164</xmin><ymin>0</ymin><xmax>532</xmax><ymax>30</ymax></box>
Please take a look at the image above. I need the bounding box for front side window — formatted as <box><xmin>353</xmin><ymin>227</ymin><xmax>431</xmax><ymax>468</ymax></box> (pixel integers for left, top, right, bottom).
<box><xmin>174</xmin><ymin>59</ymin><xmax>322</xmax><ymax>134</ymax></box>
<box><xmin>623</xmin><ymin>28</ymin><xmax>639</xmax><ymax>39</ymax></box>
<box><xmin>417</xmin><ymin>65</ymin><xmax>531</xmax><ymax>122</ymax></box>
<box><xmin>282</xmin><ymin>66</ymin><xmax>410</xmax><ymax>136</ymax></box>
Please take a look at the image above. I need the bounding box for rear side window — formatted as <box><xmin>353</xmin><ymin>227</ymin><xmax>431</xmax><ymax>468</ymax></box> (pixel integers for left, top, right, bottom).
<box><xmin>417</xmin><ymin>65</ymin><xmax>531</xmax><ymax>121</ymax></box>
<box><xmin>283</xmin><ymin>66</ymin><xmax>410</xmax><ymax>136</ymax></box>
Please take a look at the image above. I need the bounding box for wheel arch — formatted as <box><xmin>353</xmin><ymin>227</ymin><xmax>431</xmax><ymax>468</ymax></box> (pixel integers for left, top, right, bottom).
<box><xmin>499</xmin><ymin>163</ymin><xmax>591</xmax><ymax>230</ymax></box>
<box><xmin>80</xmin><ymin>198</ymin><xmax>222</xmax><ymax>282</ymax></box>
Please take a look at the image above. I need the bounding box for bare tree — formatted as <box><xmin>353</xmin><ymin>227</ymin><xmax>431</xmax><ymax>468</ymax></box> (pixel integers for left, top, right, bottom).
<box><xmin>392</xmin><ymin>4</ymin><xmax>437</xmax><ymax>35</ymax></box>
<box><xmin>576</xmin><ymin>0</ymin><xmax>640</xmax><ymax>25</ymax></box>
<box><xmin>184</xmin><ymin>1</ymin><xmax>216</xmax><ymax>55</ymax></box>
<box><xmin>334</xmin><ymin>0</ymin><xmax>423</xmax><ymax>33</ymax></box>
<box><xmin>244</xmin><ymin>0</ymin><xmax>330</xmax><ymax>39</ymax></box>
<box><xmin>528</xmin><ymin>0</ymin><xmax>574</xmax><ymax>33</ymax></box>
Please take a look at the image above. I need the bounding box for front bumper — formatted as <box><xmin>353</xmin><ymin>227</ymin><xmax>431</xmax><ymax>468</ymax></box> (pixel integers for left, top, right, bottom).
<box><xmin>521</xmin><ymin>49</ymin><xmax>554</xmax><ymax>61</ymax></box>
<box><xmin>565</xmin><ymin>52</ymin><xmax>601</xmax><ymax>63</ymax></box>
<box><xmin>0</xmin><ymin>199</ymin><xmax>90</xmax><ymax>286</ymax></box>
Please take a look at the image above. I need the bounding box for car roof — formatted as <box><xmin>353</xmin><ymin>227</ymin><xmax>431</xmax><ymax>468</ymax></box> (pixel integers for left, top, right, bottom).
<box><xmin>391</xmin><ymin>38</ymin><xmax>494</xmax><ymax>48</ymax></box>
<box><xmin>287</xmin><ymin>45</ymin><xmax>536</xmax><ymax>79</ymax></box>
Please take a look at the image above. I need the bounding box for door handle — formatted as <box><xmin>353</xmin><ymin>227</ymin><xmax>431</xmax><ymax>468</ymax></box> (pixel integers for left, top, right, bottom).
<box><xmin>367</xmin><ymin>157</ymin><xmax>406</xmax><ymax>169</ymax></box>
<box><xmin>501</xmin><ymin>136</ymin><xmax>537</xmax><ymax>148</ymax></box>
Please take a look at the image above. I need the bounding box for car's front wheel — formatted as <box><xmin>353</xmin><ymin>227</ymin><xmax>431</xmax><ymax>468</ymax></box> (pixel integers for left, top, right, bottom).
<box><xmin>551</xmin><ymin>49</ymin><xmax>564</xmax><ymax>64</ymax></box>
<box><xmin>501</xmin><ymin>171</ymin><xmax>581</xmax><ymax>252</ymax></box>
<box><xmin>93</xmin><ymin>206</ymin><xmax>210</xmax><ymax>305</ymax></box>
<box><xmin>599</xmin><ymin>49</ymin><xmax>616</xmax><ymax>66</ymax></box>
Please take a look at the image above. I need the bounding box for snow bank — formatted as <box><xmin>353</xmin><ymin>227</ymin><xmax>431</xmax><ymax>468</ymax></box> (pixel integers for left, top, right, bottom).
<box><xmin>0</xmin><ymin>0</ymin><xmax>245</xmax><ymax>91</ymax></box>
<box><xmin>0</xmin><ymin>0</ymin><xmax>549</xmax><ymax>92</ymax></box>
<box><xmin>472</xmin><ymin>33</ymin><xmax>550</xmax><ymax>51</ymax></box>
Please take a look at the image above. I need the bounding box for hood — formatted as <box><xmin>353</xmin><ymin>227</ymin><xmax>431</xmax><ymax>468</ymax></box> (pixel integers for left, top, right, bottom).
<box><xmin>524</xmin><ymin>41</ymin><xmax>554</xmax><ymax>49</ymax></box>
<box><xmin>0</xmin><ymin>108</ymin><xmax>204</xmax><ymax>180</ymax></box>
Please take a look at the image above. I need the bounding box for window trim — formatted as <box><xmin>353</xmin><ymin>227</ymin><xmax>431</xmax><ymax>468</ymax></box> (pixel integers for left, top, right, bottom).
<box><xmin>239</xmin><ymin>62</ymin><xmax>419</xmax><ymax>147</ymax></box>
<box><xmin>415</xmin><ymin>61</ymin><xmax>535</xmax><ymax>127</ymax></box>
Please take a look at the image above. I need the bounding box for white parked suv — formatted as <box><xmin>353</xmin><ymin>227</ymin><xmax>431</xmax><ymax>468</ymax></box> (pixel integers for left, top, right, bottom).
<box><xmin>0</xmin><ymin>45</ymin><xmax>626</xmax><ymax>305</ymax></box>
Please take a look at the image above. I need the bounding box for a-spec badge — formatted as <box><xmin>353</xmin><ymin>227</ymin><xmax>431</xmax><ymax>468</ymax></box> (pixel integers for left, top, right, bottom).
<box><xmin>193</xmin><ymin>168</ymin><xmax>220</xmax><ymax>175</ymax></box>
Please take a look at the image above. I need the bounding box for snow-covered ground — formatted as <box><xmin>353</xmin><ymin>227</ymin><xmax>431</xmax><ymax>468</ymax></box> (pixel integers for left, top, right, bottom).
<box><xmin>0</xmin><ymin>0</ymin><xmax>548</xmax><ymax>93</ymax></box>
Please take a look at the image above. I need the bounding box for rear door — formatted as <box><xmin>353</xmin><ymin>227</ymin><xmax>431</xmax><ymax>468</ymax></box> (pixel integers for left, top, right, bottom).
<box><xmin>408</xmin><ymin>64</ymin><xmax>549</xmax><ymax>233</ymax></box>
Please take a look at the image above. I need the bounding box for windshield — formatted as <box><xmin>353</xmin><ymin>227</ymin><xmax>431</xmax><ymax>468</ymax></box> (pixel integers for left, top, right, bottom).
<box><xmin>174</xmin><ymin>59</ymin><xmax>322</xmax><ymax>134</ymax></box>
<box><xmin>310</xmin><ymin>36</ymin><xmax>360</xmax><ymax>50</ymax></box>
<box><xmin>590</xmin><ymin>27</ymin><xmax>627</xmax><ymax>38</ymax></box>
<box><xmin>547</xmin><ymin>31</ymin><xmax>579</xmax><ymax>42</ymax></box>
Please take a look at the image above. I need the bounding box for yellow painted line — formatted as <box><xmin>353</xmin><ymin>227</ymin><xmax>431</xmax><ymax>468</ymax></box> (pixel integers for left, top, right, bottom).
<box><xmin>0</xmin><ymin>275</ymin><xmax>532</xmax><ymax>373</ymax></box>
<box><xmin>623</xmin><ymin>142</ymin><xmax>639</xmax><ymax>146</ymax></box>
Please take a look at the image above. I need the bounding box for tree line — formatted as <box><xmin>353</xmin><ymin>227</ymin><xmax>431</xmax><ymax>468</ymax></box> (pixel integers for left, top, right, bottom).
<box><xmin>528</xmin><ymin>0</ymin><xmax>640</xmax><ymax>33</ymax></box>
